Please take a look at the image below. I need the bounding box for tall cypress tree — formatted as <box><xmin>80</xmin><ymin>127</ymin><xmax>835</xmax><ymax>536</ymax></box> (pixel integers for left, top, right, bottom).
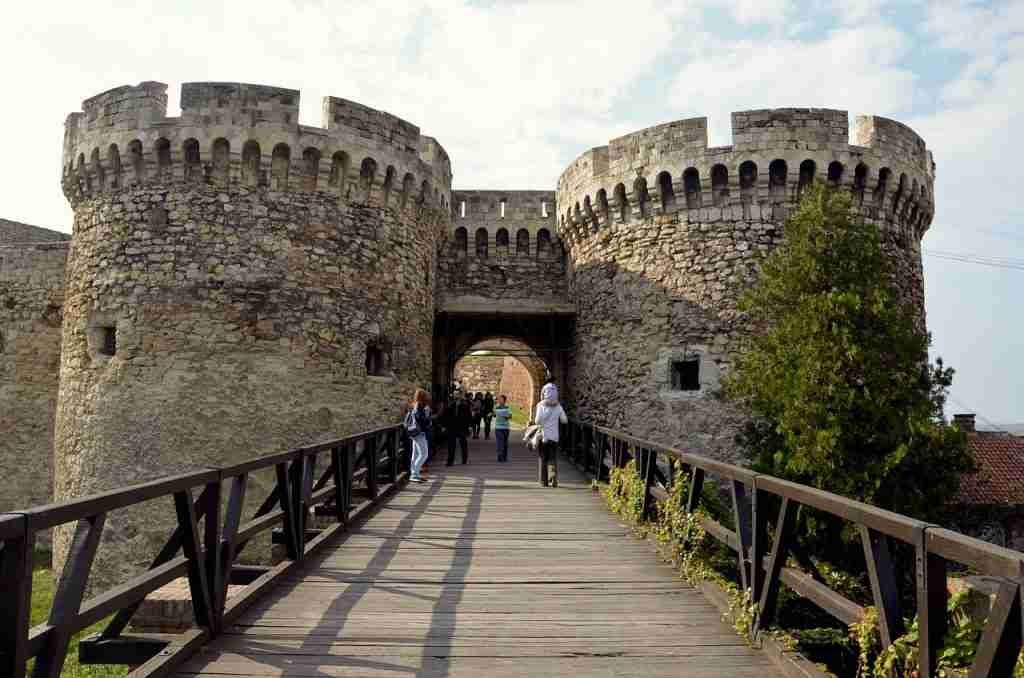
<box><xmin>725</xmin><ymin>183</ymin><xmax>973</xmax><ymax>522</ymax></box>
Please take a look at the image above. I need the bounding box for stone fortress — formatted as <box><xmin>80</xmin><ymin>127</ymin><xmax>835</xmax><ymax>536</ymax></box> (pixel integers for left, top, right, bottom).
<box><xmin>0</xmin><ymin>81</ymin><xmax>934</xmax><ymax>581</ymax></box>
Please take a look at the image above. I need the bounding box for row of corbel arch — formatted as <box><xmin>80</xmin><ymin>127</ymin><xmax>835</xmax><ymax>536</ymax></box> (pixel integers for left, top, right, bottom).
<box><xmin>561</xmin><ymin>159</ymin><xmax>932</xmax><ymax>239</ymax></box>
<box><xmin>62</xmin><ymin>137</ymin><xmax>449</xmax><ymax>212</ymax></box>
<box><xmin>449</xmin><ymin>225</ymin><xmax>560</xmax><ymax>260</ymax></box>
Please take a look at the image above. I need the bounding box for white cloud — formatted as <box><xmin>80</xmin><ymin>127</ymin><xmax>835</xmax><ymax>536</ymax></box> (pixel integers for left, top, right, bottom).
<box><xmin>1</xmin><ymin>0</ymin><xmax>1023</xmax><ymax>421</ymax></box>
<box><xmin>729</xmin><ymin>0</ymin><xmax>794</xmax><ymax>25</ymax></box>
<box><xmin>666</xmin><ymin>24</ymin><xmax>916</xmax><ymax>144</ymax></box>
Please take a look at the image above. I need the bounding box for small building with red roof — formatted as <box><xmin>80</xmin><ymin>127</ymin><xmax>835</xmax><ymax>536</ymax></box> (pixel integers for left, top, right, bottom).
<box><xmin>950</xmin><ymin>413</ymin><xmax>1024</xmax><ymax>552</ymax></box>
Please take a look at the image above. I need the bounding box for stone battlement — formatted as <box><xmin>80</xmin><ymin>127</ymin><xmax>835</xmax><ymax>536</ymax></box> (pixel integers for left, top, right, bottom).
<box><xmin>556</xmin><ymin>108</ymin><xmax>934</xmax><ymax>247</ymax></box>
<box><xmin>451</xmin><ymin>190</ymin><xmax>555</xmax><ymax>223</ymax></box>
<box><xmin>62</xmin><ymin>81</ymin><xmax>452</xmax><ymax>212</ymax></box>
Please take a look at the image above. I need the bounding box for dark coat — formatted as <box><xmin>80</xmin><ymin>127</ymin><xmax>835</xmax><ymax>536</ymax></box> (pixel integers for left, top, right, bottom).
<box><xmin>444</xmin><ymin>399</ymin><xmax>473</xmax><ymax>436</ymax></box>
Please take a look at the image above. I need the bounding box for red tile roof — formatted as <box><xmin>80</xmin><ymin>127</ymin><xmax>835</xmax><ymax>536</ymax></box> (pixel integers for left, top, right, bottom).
<box><xmin>955</xmin><ymin>433</ymin><xmax>1024</xmax><ymax>506</ymax></box>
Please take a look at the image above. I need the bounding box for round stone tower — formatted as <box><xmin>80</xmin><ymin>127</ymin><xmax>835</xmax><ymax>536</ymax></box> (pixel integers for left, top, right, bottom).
<box><xmin>57</xmin><ymin>81</ymin><xmax>451</xmax><ymax>582</ymax></box>
<box><xmin>556</xmin><ymin>109</ymin><xmax>934</xmax><ymax>462</ymax></box>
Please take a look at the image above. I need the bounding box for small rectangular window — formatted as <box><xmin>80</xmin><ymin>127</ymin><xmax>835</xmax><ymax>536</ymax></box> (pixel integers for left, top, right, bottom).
<box><xmin>541</xmin><ymin>201</ymin><xmax>548</xmax><ymax>217</ymax></box>
<box><xmin>500</xmin><ymin>200</ymin><xmax>506</xmax><ymax>218</ymax></box>
<box><xmin>366</xmin><ymin>345</ymin><xmax>387</xmax><ymax>376</ymax></box>
<box><xmin>99</xmin><ymin>326</ymin><xmax>117</xmax><ymax>357</ymax></box>
<box><xmin>460</xmin><ymin>201</ymin><xmax>466</xmax><ymax>218</ymax></box>
<box><xmin>671</xmin><ymin>359</ymin><xmax>699</xmax><ymax>391</ymax></box>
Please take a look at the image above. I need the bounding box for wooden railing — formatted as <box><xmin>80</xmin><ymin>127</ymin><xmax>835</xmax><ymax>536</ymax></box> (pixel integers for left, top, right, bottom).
<box><xmin>564</xmin><ymin>420</ymin><xmax>1024</xmax><ymax>678</ymax></box>
<box><xmin>0</xmin><ymin>424</ymin><xmax>408</xmax><ymax>678</ymax></box>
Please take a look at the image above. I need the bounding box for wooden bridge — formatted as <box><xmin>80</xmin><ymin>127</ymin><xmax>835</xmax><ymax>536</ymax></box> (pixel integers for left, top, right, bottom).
<box><xmin>2</xmin><ymin>422</ymin><xmax>1023</xmax><ymax>677</ymax></box>
<box><xmin>172</xmin><ymin>436</ymin><xmax>775</xmax><ymax>677</ymax></box>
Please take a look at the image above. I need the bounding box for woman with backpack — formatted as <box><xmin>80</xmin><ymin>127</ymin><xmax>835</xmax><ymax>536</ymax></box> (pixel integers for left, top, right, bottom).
<box><xmin>405</xmin><ymin>389</ymin><xmax>432</xmax><ymax>483</ymax></box>
<box><xmin>533</xmin><ymin>382</ymin><xmax>568</xmax><ymax>487</ymax></box>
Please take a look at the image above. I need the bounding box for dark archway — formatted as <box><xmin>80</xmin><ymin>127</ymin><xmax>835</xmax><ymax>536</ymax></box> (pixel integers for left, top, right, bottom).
<box><xmin>432</xmin><ymin>310</ymin><xmax>574</xmax><ymax>410</ymax></box>
<box><xmin>452</xmin><ymin>338</ymin><xmax>549</xmax><ymax>418</ymax></box>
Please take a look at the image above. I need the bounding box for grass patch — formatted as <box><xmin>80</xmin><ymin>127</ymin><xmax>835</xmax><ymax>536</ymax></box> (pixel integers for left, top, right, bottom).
<box><xmin>30</xmin><ymin>551</ymin><xmax>127</xmax><ymax>677</ymax></box>
<box><xmin>508</xmin><ymin>404</ymin><xmax>531</xmax><ymax>428</ymax></box>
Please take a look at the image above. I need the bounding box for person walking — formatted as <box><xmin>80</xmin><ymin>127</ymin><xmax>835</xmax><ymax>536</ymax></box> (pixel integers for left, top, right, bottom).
<box><xmin>421</xmin><ymin>400</ymin><xmax>434</xmax><ymax>477</ymax></box>
<box><xmin>493</xmin><ymin>395</ymin><xmax>512</xmax><ymax>462</ymax></box>
<box><xmin>405</xmin><ymin>389</ymin><xmax>432</xmax><ymax>483</ymax></box>
<box><xmin>482</xmin><ymin>392</ymin><xmax>495</xmax><ymax>440</ymax></box>
<box><xmin>470</xmin><ymin>393</ymin><xmax>483</xmax><ymax>439</ymax></box>
<box><xmin>533</xmin><ymin>382</ymin><xmax>567</xmax><ymax>487</ymax></box>
<box><xmin>445</xmin><ymin>392</ymin><xmax>472</xmax><ymax>465</ymax></box>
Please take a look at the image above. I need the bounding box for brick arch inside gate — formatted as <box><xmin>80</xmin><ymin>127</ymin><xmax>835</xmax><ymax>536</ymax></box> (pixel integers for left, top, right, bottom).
<box><xmin>452</xmin><ymin>339</ymin><xmax>550</xmax><ymax>417</ymax></box>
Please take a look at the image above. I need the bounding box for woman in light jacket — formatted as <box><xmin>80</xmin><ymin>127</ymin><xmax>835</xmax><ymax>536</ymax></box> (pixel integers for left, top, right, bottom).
<box><xmin>533</xmin><ymin>382</ymin><xmax>567</xmax><ymax>487</ymax></box>
<box><xmin>406</xmin><ymin>389</ymin><xmax>432</xmax><ymax>482</ymax></box>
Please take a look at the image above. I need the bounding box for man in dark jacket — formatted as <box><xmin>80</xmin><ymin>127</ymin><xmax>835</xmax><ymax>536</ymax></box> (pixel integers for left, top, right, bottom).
<box><xmin>482</xmin><ymin>392</ymin><xmax>495</xmax><ymax>440</ymax></box>
<box><xmin>445</xmin><ymin>393</ymin><xmax>472</xmax><ymax>465</ymax></box>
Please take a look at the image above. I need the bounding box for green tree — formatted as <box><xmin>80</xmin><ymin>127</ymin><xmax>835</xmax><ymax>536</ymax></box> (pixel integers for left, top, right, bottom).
<box><xmin>725</xmin><ymin>183</ymin><xmax>973</xmax><ymax>522</ymax></box>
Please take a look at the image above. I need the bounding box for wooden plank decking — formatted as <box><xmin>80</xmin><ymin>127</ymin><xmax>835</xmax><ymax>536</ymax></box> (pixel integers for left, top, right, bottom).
<box><xmin>175</xmin><ymin>432</ymin><xmax>780</xmax><ymax>677</ymax></box>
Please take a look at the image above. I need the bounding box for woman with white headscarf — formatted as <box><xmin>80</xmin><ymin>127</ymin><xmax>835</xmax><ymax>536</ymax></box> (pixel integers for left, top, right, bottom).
<box><xmin>533</xmin><ymin>382</ymin><xmax>567</xmax><ymax>487</ymax></box>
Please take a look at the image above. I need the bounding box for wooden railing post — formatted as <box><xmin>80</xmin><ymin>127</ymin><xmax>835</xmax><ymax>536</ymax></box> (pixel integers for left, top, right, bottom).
<box><xmin>860</xmin><ymin>525</ymin><xmax>903</xmax><ymax>648</ymax></box>
<box><xmin>275</xmin><ymin>461</ymin><xmax>300</xmax><ymax>561</ymax></box>
<box><xmin>330</xmin><ymin>445</ymin><xmax>347</xmax><ymax>525</ymax></box>
<box><xmin>0</xmin><ymin>515</ymin><xmax>33</xmax><ymax>678</ymax></box>
<box><xmin>218</xmin><ymin>474</ymin><xmax>247</xmax><ymax>623</ymax></box>
<box><xmin>174</xmin><ymin>489</ymin><xmax>214</xmax><ymax>631</ymax></box>
<box><xmin>685</xmin><ymin>467</ymin><xmax>704</xmax><ymax>514</ymax></box>
<box><xmin>200</xmin><ymin>478</ymin><xmax>222</xmax><ymax>634</ymax></box>
<box><xmin>389</xmin><ymin>429</ymin><xmax>399</xmax><ymax>483</ymax></box>
<box><xmin>641</xmin><ymin>448</ymin><xmax>656</xmax><ymax>519</ymax></box>
<box><xmin>299</xmin><ymin>453</ymin><xmax>315</xmax><ymax>557</ymax></box>
<box><xmin>917</xmin><ymin>528</ymin><xmax>948</xmax><ymax>677</ymax></box>
<box><xmin>731</xmin><ymin>481</ymin><xmax>753</xmax><ymax>595</ymax></box>
<box><xmin>366</xmin><ymin>437</ymin><xmax>379</xmax><ymax>499</ymax></box>
<box><xmin>289</xmin><ymin>456</ymin><xmax>305</xmax><ymax>560</ymax></box>
<box><xmin>970</xmin><ymin>580</ymin><xmax>1023</xmax><ymax>677</ymax></box>
<box><xmin>751</xmin><ymin>486</ymin><xmax>767</xmax><ymax>615</ymax></box>
<box><xmin>754</xmin><ymin>497</ymin><xmax>797</xmax><ymax>636</ymax></box>
<box><xmin>35</xmin><ymin>514</ymin><xmax>106</xmax><ymax>678</ymax></box>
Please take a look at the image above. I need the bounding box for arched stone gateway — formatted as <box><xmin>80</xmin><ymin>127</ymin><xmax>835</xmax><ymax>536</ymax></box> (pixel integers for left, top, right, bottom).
<box><xmin>452</xmin><ymin>338</ymin><xmax>549</xmax><ymax>416</ymax></box>
<box><xmin>0</xmin><ymin>84</ymin><xmax>935</xmax><ymax>589</ymax></box>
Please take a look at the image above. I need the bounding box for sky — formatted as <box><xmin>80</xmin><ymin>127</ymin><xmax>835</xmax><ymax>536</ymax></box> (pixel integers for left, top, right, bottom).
<box><xmin>1</xmin><ymin>0</ymin><xmax>1021</xmax><ymax>425</ymax></box>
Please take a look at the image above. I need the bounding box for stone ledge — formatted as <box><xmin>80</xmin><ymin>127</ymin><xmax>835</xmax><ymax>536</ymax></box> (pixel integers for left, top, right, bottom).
<box><xmin>439</xmin><ymin>295</ymin><xmax>575</xmax><ymax>316</ymax></box>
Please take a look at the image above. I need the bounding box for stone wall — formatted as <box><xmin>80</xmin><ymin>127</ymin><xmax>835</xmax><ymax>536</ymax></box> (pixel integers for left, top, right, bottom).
<box><xmin>454</xmin><ymin>354</ymin><xmax>541</xmax><ymax>416</ymax></box>
<box><xmin>0</xmin><ymin>218</ymin><xmax>71</xmax><ymax>245</ymax></box>
<box><xmin>556</xmin><ymin>109</ymin><xmax>933</xmax><ymax>462</ymax></box>
<box><xmin>0</xmin><ymin>241</ymin><xmax>69</xmax><ymax>530</ymax></box>
<box><xmin>56</xmin><ymin>81</ymin><xmax>451</xmax><ymax>587</ymax></box>
<box><xmin>454</xmin><ymin>355</ymin><xmax>503</xmax><ymax>394</ymax></box>
<box><xmin>498</xmin><ymin>356</ymin><xmax>537</xmax><ymax>416</ymax></box>
<box><xmin>439</xmin><ymin>191</ymin><xmax>568</xmax><ymax>311</ymax></box>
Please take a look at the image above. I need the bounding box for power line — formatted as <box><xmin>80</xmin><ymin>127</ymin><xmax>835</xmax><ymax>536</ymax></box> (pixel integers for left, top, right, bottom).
<box><xmin>923</xmin><ymin>249</ymin><xmax>1024</xmax><ymax>271</ymax></box>
<box><xmin>946</xmin><ymin>394</ymin><xmax>1017</xmax><ymax>435</ymax></box>
<box><xmin>926</xmin><ymin>249</ymin><xmax>1024</xmax><ymax>266</ymax></box>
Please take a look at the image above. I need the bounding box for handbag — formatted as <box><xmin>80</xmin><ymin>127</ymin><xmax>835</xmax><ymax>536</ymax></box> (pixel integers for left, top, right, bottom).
<box><xmin>522</xmin><ymin>424</ymin><xmax>543</xmax><ymax>450</ymax></box>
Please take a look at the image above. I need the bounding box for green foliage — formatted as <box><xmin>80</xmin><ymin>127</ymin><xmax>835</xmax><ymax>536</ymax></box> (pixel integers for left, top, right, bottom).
<box><xmin>727</xmin><ymin>586</ymin><xmax>757</xmax><ymax>641</ymax></box>
<box><xmin>725</xmin><ymin>183</ymin><xmax>973</xmax><ymax>523</ymax></box>
<box><xmin>852</xmin><ymin>592</ymin><xmax>1024</xmax><ymax>677</ymax></box>
<box><xmin>601</xmin><ymin>460</ymin><xmax>755</xmax><ymax>643</ymax></box>
<box><xmin>604</xmin><ymin>460</ymin><xmax>645</xmax><ymax>525</ymax></box>
<box><xmin>851</xmin><ymin>607</ymin><xmax>882</xmax><ymax>678</ymax></box>
<box><xmin>508</xmin><ymin>404</ymin><xmax>531</xmax><ymax>428</ymax></box>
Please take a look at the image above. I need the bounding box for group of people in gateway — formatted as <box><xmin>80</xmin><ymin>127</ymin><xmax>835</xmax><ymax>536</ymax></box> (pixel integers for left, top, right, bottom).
<box><xmin>403</xmin><ymin>381</ymin><xmax>568</xmax><ymax>486</ymax></box>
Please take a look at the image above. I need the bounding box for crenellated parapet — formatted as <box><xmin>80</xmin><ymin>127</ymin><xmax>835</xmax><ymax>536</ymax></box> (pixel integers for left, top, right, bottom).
<box><xmin>449</xmin><ymin>190</ymin><xmax>558</xmax><ymax>259</ymax></box>
<box><xmin>61</xmin><ymin>81</ymin><xmax>453</xmax><ymax>213</ymax></box>
<box><xmin>555</xmin><ymin>108</ymin><xmax>935</xmax><ymax>249</ymax></box>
